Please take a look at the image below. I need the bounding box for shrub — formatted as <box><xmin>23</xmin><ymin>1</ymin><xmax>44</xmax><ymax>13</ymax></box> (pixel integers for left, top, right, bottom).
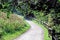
<box><xmin>0</xmin><ymin>12</ymin><xmax>28</xmax><ymax>34</ymax></box>
<box><xmin>53</xmin><ymin>25</ymin><xmax>60</xmax><ymax>32</ymax></box>
<box><xmin>0</xmin><ymin>28</ymin><xmax>3</xmax><ymax>38</ymax></box>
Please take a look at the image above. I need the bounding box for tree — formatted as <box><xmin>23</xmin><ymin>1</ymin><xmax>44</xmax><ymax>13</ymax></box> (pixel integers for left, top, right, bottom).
<box><xmin>1</xmin><ymin>0</ymin><xmax>8</xmax><ymax>4</ymax></box>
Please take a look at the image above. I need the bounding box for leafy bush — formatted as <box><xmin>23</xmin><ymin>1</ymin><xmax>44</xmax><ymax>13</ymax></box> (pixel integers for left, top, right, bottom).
<box><xmin>53</xmin><ymin>25</ymin><xmax>60</xmax><ymax>32</ymax></box>
<box><xmin>0</xmin><ymin>12</ymin><xmax>29</xmax><ymax>37</ymax></box>
<box><xmin>0</xmin><ymin>28</ymin><xmax>3</xmax><ymax>38</ymax></box>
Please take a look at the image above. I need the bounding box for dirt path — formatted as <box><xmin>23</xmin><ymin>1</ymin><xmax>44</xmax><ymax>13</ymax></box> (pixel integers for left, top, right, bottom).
<box><xmin>14</xmin><ymin>18</ymin><xmax>44</xmax><ymax>40</ymax></box>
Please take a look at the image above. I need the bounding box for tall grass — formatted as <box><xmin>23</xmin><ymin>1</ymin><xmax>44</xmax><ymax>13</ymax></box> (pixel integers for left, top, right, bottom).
<box><xmin>0</xmin><ymin>12</ymin><xmax>30</xmax><ymax>40</ymax></box>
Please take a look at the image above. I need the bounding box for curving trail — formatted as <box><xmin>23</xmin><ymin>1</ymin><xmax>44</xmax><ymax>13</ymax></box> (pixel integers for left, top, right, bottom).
<box><xmin>14</xmin><ymin>18</ymin><xmax>44</xmax><ymax>40</ymax></box>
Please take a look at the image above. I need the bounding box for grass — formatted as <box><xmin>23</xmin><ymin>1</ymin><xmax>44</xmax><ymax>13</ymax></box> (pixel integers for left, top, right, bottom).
<box><xmin>3</xmin><ymin>26</ymin><xmax>30</xmax><ymax>40</ymax></box>
<box><xmin>0</xmin><ymin>12</ymin><xmax>30</xmax><ymax>40</ymax></box>
<box><xmin>32</xmin><ymin>20</ymin><xmax>52</xmax><ymax>40</ymax></box>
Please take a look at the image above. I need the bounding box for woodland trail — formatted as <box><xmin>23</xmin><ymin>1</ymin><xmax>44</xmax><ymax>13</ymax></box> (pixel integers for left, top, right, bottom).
<box><xmin>14</xmin><ymin>16</ymin><xmax>44</xmax><ymax>40</ymax></box>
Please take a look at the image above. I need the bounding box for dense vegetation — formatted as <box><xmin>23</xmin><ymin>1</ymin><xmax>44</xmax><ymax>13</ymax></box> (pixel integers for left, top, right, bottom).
<box><xmin>29</xmin><ymin>0</ymin><xmax>60</xmax><ymax>33</ymax></box>
<box><xmin>15</xmin><ymin>0</ymin><xmax>60</xmax><ymax>32</ymax></box>
<box><xmin>0</xmin><ymin>0</ymin><xmax>60</xmax><ymax>40</ymax></box>
<box><xmin>0</xmin><ymin>11</ymin><xmax>30</xmax><ymax>40</ymax></box>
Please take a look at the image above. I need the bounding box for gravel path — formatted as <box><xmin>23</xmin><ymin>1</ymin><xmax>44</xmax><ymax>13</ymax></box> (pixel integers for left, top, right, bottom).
<box><xmin>14</xmin><ymin>19</ymin><xmax>44</xmax><ymax>40</ymax></box>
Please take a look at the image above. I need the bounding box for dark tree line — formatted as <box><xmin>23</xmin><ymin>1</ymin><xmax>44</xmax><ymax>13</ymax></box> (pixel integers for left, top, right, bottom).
<box><xmin>30</xmin><ymin>0</ymin><xmax>59</xmax><ymax>12</ymax></box>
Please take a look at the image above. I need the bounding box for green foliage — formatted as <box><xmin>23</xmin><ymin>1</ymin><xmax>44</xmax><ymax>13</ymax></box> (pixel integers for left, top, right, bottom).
<box><xmin>48</xmin><ymin>14</ymin><xmax>54</xmax><ymax>28</ymax></box>
<box><xmin>0</xmin><ymin>14</ymin><xmax>26</xmax><ymax>33</ymax></box>
<box><xmin>0</xmin><ymin>12</ymin><xmax>30</xmax><ymax>40</ymax></box>
<box><xmin>6</xmin><ymin>12</ymin><xmax>11</xmax><ymax>18</ymax></box>
<box><xmin>53</xmin><ymin>25</ymin><xmax>60</xmax><ymax>32</ymax></box>
<box><xmin>0</xmin><ymin>0</ymin><xmax>60</xmax><ymax>40</ymax></box>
